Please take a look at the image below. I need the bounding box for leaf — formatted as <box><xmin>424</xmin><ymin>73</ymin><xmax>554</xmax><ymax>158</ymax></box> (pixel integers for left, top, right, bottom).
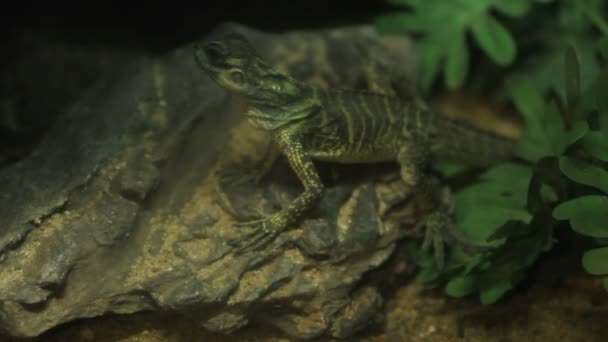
<box><xmin>599</xmin><ymin>37</ymin><xmax>608</xmax><ymax>61</ymax></box>
<box><xmin>457</xmin><ymin>206</ymin><xmax>532</xmax><ymax>242</ymax></box>
<box><xmin>563</xmin><ymin>120</ymin><xmax>589</xmax><ymax>146</ymax></box>
<box><xmin>498</xmin><ymin>213</ymin><xmax>554</xmax><ymax>267</ymax></box>
<box><xmin>553</xmin><ymin>195</ymin><xmax>608</xmax><ymax>238</ymax></box>
<box><xmin>582</xmin><ymin>247</ymin><xmax>608</xmax><ymax>275</ymax></box>
<box><xmin>416</xmin><ymin>266</ymin><xmax>440</xmax><ymax>284</ymax></box>
<box><xmin>581</xmin><ymin>132</ymin><xmax>608</xmax><ymax>162</ymax></box>
<box><xmin>374</xmin><ymin>13</ymin><xmax>425</xmax><ymax>34</ymax></box>
<box><xmin>542</xmin><ymin>101</ymin><xmax>573</xmax><ymax>154</ymax></box>
<box><xmin>506</xmin><ymin>75</ymin><xmax>544</xmax><ymax>135</ymax></box>
<box><xmin>444</xmin><ymin>34</ymin><xmax>469</xmax><ymax>88</ymax></box>
<box><xmin>480</xmin><ymin>281</ymin><xmax>513</xmax><ymax>304</ymax></box>
<box><xmin>492</xmin><ymin>0</ymin><xmax>531</xmax><ymax>18</ymax></box>
<box><xmin>454</xmin><ymin>163</ymin><xmax>533</xmax><ymax>241</ymax></box>
<box><xmin>489</xmin><ymin>221</ymin><xmax>529</xmax><ymax>241</ymax></box>
<box><xmin>439</xmin><ymin>194</ymin><xmax>555</xmax><ymax>304</ymax></box>
<box><xmin>594</xmin><ymin>70</ymin><xmax>608</xmax><ymax>129</ymax></box>
<box><xmin>526</xmin><ymin>156</ymin><xmax>569</xmax><ymax>212</ymax></box>
<box><xmin>445</xmin><ymin>276</ymin><xmax>476</xmax><ymax>297</ymax></box>
<box><xmin>471</xmin><ymin>13</ymin><xmax>516</xmax><ymax>65</ymax></box>
<box><xmin>559</xmin><ymin>156</ymin><xmax>608</xmax><ymax>193</ymax></box>
<box><xmin>480</xmin><ymin>162</ymin><xmax>533</xmax><ymax>184</ymax></box>
<box><xmin>435</xmin><ymin>161</ymin><xmax>470</xmax><ymax>177</ymax></box>
<box><xmin>515</xmin><ymin>37</ymin><xmax>602</xmax><ymax>104</ymax></box>
<box><xmin>564</xmin><ymin>46</ymin><xmax>582</xmax><ymax>122</ymax></box>
<box><xmin>418</xmin><ymin>42</ymin><xmax>443</xmax><ymax>93</ymax></box>
<box><xmin>514</xmin><ymin>104</ymin><xmax>554</xmax><ymax>163</ymax></box>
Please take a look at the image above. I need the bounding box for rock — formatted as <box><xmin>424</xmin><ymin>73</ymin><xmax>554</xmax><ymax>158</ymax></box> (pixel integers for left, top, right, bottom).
<box><xmin>0</xmin><ymin>22</ymin><xmax>420</xmax><ymax>339</ymax></box>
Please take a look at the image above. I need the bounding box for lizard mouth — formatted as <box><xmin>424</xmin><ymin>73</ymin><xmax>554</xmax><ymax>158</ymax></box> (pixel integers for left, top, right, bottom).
<box><xmin>245</xmin><ymin>107</ymin><xmax>283</xmax><ymax>122</ymax></box>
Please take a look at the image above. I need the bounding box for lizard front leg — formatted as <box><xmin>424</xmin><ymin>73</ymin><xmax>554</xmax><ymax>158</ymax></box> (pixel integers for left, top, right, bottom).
<box><xmin>229</xmin><ymin>133</ymin><xmax>324</xmax><ymax>253</ymax></box>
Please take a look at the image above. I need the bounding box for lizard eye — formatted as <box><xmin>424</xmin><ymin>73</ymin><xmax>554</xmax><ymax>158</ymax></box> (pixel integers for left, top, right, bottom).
<box><xmin>230</xmin><ymin>71</ymin><xmax>245</xmax><ymax>85</ymax></box>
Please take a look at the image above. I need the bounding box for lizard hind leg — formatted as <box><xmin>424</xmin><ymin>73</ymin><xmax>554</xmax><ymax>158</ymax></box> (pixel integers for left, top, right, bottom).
<box><xmin>397</xmin><ymin>139</ymin><xmax>429</xmax><ymax>190</ymax></box>
<box><xmin>228</xmin><ymin>216</ymin><xmax>281</xmax><ymax>253</ymax></box>
<box><xmin>412</xmin><ymin>183</ymin><xmax>492</xmax><ymax>271</ymax></box>
<box><xmin>398</xmin><ymin>145</ymin><xmax>491</xmax><ymax>271</ymax></box>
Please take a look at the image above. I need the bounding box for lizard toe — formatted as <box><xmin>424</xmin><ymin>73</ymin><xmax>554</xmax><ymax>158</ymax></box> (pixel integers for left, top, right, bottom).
<box><xmin>419</xmin><ymin>209</ymin><xmax>491</xmax><ymax>272</ymax></box>
<box><xmin>229</xmin><ymin>218</ymin><xmax>281</xmax><ymax>254</ymax></box>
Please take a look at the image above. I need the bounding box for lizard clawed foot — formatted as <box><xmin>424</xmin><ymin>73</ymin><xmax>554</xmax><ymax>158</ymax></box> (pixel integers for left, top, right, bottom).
<box><xmin>228</xmin><ymin>215</ymin><xmax>284</xmax><ymax>254</ymax></box>
<box><xmin>412</xmin><ymin>208</ymin><xmax>492</xmax><ymax>272</ymax></box>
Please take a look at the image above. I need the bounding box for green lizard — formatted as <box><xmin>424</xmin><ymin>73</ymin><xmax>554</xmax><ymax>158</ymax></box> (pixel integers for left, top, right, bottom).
<box><xmin>194</xmin><ymin>33</ymin><xmax>515</xmax><ymax>269</ymax></box>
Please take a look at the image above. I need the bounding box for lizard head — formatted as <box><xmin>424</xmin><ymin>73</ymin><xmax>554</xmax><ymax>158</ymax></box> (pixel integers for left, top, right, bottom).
<box><xmin>195</xmin><ymin>33</ymin><xmax>319</xmax><ymax>130</ymax></box>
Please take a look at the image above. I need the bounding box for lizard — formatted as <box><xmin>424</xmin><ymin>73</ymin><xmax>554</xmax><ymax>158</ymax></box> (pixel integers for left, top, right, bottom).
<box><xmin>194</xmin><ymin>33</ymin><xmax>515</xmax><ymax>269</ymax></box>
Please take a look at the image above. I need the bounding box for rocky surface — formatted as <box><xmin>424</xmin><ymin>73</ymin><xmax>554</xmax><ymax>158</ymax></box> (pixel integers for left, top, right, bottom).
<box><xmin>0</xmin><ymin>23</ymin><xmax>423</xmax><ymax>339</ymax></box>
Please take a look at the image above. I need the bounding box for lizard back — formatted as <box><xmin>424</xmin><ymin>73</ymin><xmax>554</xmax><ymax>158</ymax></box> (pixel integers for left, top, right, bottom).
<box><xmin>301</xmin><ymin>88</ymin><xmax>422</xmax><ymax>163</ymax></box>
<box><xmin>300</xmin><ymin>88</ymin><xmax>514</xmax><ymax>166</ymax></box>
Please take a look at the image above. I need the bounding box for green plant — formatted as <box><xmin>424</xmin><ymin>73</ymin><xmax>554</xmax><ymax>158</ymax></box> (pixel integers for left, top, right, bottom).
<box><xmin>375</xmin><ymin>0</ymin><xmax>608</xmax><ymax>303</ymax></box>
<box><xmin>374</xmin><ymin>0</ymin><xmax>607</xmax><ymax>97</ymax></box>
<box><xmin>408</xmin><ymin>47</ymin><xmax>608</xmax><ymax>303</ymax></box>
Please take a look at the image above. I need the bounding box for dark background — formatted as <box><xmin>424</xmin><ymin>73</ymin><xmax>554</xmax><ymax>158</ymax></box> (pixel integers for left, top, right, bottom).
<box><xmin>0</xmin><ymin>1</ymin><xmax>395</xmax><ymax>165</ymax></box>
<box><xmin>1</xmin><ymin>1</ymin><xmax>394</xmax><ymax>53</ymax></box>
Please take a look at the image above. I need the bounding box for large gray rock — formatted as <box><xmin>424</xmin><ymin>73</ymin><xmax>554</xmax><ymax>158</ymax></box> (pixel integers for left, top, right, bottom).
<box><xmin>0</xmin><ymin>22</ymin><xmax>421</xmax><ymax>339</ymax></box>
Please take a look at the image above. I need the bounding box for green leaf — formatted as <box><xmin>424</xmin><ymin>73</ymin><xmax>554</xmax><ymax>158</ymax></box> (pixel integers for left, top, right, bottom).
<box><xmin>542</xmin><ymin>101</ymin><xmax>573</xmax><ymax>154</ymax></box>
<box><xmin>564</xmin><ymin>120</ymin><xmax>589</xmax><ymax>146</ymax></box>
<box><xmin>454</xmin><ymin>163</ymin><xmax>533</xmax><ymax>241</ymax></box>
<box><xmin>510</xmin><ymin>97</ymin><xmax>568</xmax><ymax>162</ymax></box>
<box><xmin>553</xmin><ymin>195</ymin><xmax>608</xmax><ymax>238</ymax></box>
<box><xmin>418</xmin><ymin>42</ymin><xmax>443</xmax><ymax>92</ymax></box>
<box><xmin>480</xmin><ymin>281</ymin><xmax>513</xmax><ymax>304</ymax></box>
<box><xmin>526</xmin><ymin>157</ymin><xmax>569</xmax><ymax>212</ymax></box>
<box><xmin>480</xmin><ymin>163</ymin><xmax>533</xmax><ymax>184</ymax></box>
<box><xmin>471</xmin><ymin>14</ymin><xmax>516</xmax><ymax>65</ymax></box>
<box><xmin>506</xmin><ymin>76</ymin><xmax>578</xmax><ymax>161</ymax></box>
<box><xmin>581</xmin><ymin>132</ymin><xmax>608</xmax><ymax>162</ymax></box>
<box><xmin>457</xmin><ymin>206</ymin><xmax>532</xmax><ymax>242</ymax></box>
<box><xmin>506</xmin><ymin>75</ymin><xmax>544</xmax><ymax>130</ymax></box>
<box><xmin>514</xmin><ymin>37</ymin><xmax>601</xmax><ymax>105</ymax></box>
<box><xmin>503</xmin><ymin>212</ymin><xmax>554</xmax><ymax>261</ymax></box>
<box><xmin>594</xmin><ymin>70</ymin><xmax>608</xmax><ymax>129</ymax></box>
<box><xmin>416</xmin><ymin>266</ymin><xmax>440</xmax><ymax>284</ymax></box>
<box><xmin>374</xmin><ymin>13</ymin><xmax>425</xmax><ymax>34</ymax></box>
<box><xmin>489</xmin><ymin>221</ymin><xmax>529</xmax><ymax>241</ymax></box>
<box><xmin>444</xmin><ymin>34</ymin><xmax>468</xmax><ymax>88</ymax></box>
<box><xmin>435</xmin><ymin>161</ymin><xmax>470</xmax><ymax>177</ymax></box>
<box><xmin>492</xmin><ymin>0</ymin><xmax>530</xmax><ymax>18</ymax></box>
<box><xmin>559</xmin><ymin>156</ymin><xmax>608</xmax><ymax>193</ymax></box>
<box><xmin>445</xmin><ymin>276</ymin><xmax>476</xmax><ymax>297</ymax></box>
<box><xmin>564</xmin><ymin>46</ymin><xmax>582</xmax><ymax>122</ymax></box>
<box><xmin>599</xmin><ymin>37</ymin><xmax>608</xmax><ymax>61</ymax></box>
<box><xmin>582</xmin><ymin>247</ymin><xmax>608</xmax><ymax>275</ymax></box>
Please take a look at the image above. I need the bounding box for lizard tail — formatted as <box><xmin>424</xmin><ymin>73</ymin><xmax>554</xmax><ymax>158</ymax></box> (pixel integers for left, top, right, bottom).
<box><xmin>432</xmin><ymin>115</ymin><xmax>516</xmax><ymax>166</ymax></box>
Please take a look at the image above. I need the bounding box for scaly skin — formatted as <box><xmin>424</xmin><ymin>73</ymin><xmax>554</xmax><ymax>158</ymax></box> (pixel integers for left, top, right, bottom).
<box><xmin>194</xmin><ymin>33</ymin><xmax>515</xmax><ymax>269</ymax></box>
